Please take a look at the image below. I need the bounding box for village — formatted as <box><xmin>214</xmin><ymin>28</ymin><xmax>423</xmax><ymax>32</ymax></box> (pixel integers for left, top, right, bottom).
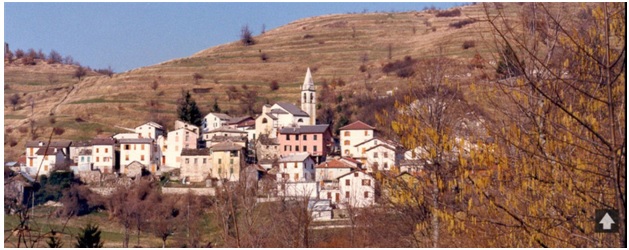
<box><xmin>7</xmin><ymin>68</ymin><xmax>427</xmax><ymax>222</ymax></box>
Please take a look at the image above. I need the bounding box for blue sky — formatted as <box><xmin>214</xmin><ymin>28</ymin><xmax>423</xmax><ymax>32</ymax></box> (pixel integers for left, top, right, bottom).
<box><xmin>4</xmin><ymin>2</ymin><xmax>462</xmax><ymax>72</ymax></box>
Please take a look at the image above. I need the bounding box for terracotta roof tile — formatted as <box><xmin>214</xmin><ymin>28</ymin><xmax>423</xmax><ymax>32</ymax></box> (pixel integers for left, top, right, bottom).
<box><xmin>339</xmin><ymin>121</ymin><xmax>375</xmax><ymax>131</ymax></box>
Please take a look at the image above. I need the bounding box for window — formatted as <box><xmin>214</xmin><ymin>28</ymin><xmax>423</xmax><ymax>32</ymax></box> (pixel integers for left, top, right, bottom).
<box><xmin>303</xmin><ymin>146</ymin><xmax>307</xmax><ymax>152</ymax></box>
<box><xmin>344</xmin><ymin>140</ymin><xmax>350</xmax><ymax>146</ymax></box>
<box><xmin>384</xmin><ymin>162</ymin><xmax>389</xmax><ymax>169</ymax></box>
<box><xmin>384</xmin><ymin>152</ymin><xmax>389</xmax><ymax>158</ymax></box>
<box><xmin>295</xmin><ymin>135</ymin><xmax>299</xmax><ymax>141</ymax></box>
<box><xmin>218</xmin><ymin>159</ymin><xmax>222</xmax><ymax>164</ymax></box>
<box><xmin>44</xmin><ymin>165</ymin><xmax>48</xmax><ymax>171</ymax></box>
<box><xmin>344</xmin><ymin>131</ymin><xmax>350</xmax><ymax>136</ymax></box>
<box><xmin>364</xmin><ymin>130</ymin><xmax>368</xmax><ymax>136</ymax></box>
<box><xmin>230</xmin><ymin>159</ymin><xmax>234</xmax><ymax>164</ymax></box>
<box><xmin>284</xmin><ymin>163</ymin><xmax>287</xmax><ymax>169</ymax></box>
<box><xmin>141</xmin><ymin>144</ymin><xmax>145</xmax><ymax>150</ymax></box>
<box><xmin>125</xmin><ymin>155</ymin><xmax>129</xmax><ymax>161</ymax></box>
<box><xmin>314</xmin><ymin>146</ymin><xmax>318</xmax><ymax>152</ymax></box>
<box><xmin>96</xmin><ymin>148</ymin><xmax>99</xmax><ymax>153</ymax></box>
<box><xmin>134</xmin><ymin>144</ymin><xmax>136</xmax><ymax>150</ymax></box>
<box><xmin>230</xmin><ymin>167</ymin><xmax>234</xmax><ymax>174</ymax></box>
<box><xmin>96</xmin><ymin>157</ymin><xmax>100</xmax><ymax>162</ymax></box>
<box><xmin>203</xmin><ymin>158</ymin><xmax>207</xmax><ymax>164</ymax></box>
<box><xmin>294</xmin><ymin>163</ymin><xmax>298</xmax><ymax>168</ymax></box>
<box><xmin>194</xmin><ymin>158</ymin><xmax>198</xmax><ymax>164</ymax></box>
<box><xmin>81</xmin><ymin>156</ymin><xmax>84</xmax><ymax>162</ymax></box>
<box><xmin>294</xmin><ymin>173</ymin><xmax>299</xmax><ymax>180</ymax></box>
<box><xmin>354</xmin><ymin>172</ymin><xmax>359</xmax><ymax>177</ymax></box>
<box><xmin>45</xmin><ymin>156</ymin><xmax>48</xmax><ymax>160</ymax></box>
<box><xmin>141</xmin><ymin>155</ymin><xmax>145</xmax><ymax>161</ymax></box>
<box><xmin>125</xmin><ymin>145</ymin><xmax>130</xmax><ymax>150</ymax></box>
<box><xmin>313</xmin><ymin>134</ymin><xmax>318</xmax><ymax>140</ymax></box>
<box><xmin>303</xmin><ymin>135</ymin><xmax>307</xmax><ymax>140</ymax></box>
<box><xmin>362</xmin><ymin>179</ymin><xmax>371</xmax><ymax>186</ymax></box>
<box><xmin>374</xmin><ymin>152</ymin><xmax>378</xmax><ymax>158</ymax></box>
<box><xmin>286</xmin><ymin>134</ymin><xmax>290</xmax><ymax>140</ymax></box>
<box><xmin>345</xmin><ymin>191</ymin><xmax>350</xmax><ymax>199</ymax></box>
<box><xmin>105</xmin><ymin>148</ymin><xmax>109</xmax><ymax>153</ymax></box>
<box><xmin>364</xmin><ymin>191</ymin><xmax>369</xmax><ymax>198</ymax></box>
<box><xmin>284</xmin><ymin>145</ymin><xmax>288</xmax><ymax>151</ymax></box>
<box><xmin>362</xmin><ymin>148</ymin><xmax>366</xmax><ymax>154</ymax></box>
<box><xmin>298</xmin><ymin>118</ymin><xmax>304</xmax><ymax>123</ymax></box>
<box><xmin>185</xmin><ymin>158</ymin><xmax>190</xmax><ymax>164</ymax></box>
<box><xmin>262</xmin><ymin>118</ymin><xmax>268</xmax><ymax>124</ymax></box>
<box><xmin>327</xmin><ymin>192</ymin><xmax>332</xmax><ymax>199</ymax></box>
<box><xmin>295</xmin><ymin>146</ymin><xmax>299</xmax><ymax>152</ymax></box>
<box><xmin>345</xmin><ymin>179</ymin><xmax>350</xmax><ymax>186</ymax></box>
<box><xmin>218</xmin><ymin>167</ymin><xmax>222</xmax><ymax>174</ymax></box>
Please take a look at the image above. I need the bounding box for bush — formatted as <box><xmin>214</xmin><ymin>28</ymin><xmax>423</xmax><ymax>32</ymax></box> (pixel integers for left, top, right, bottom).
<box><xmin>260</xmin><ymin>53</ymin><xmax>268</xmax><ymax>62</ymax></box>
<box><xmin>269</xmin><ymin>80</ymin><xmax>280</xmax><ymax>91</ymax></box>
<box><xmin>449</xmin><ymin>18</ymin><xmax>477</xmax><ymax>29</ymax></box>
<box><xmin>382</xmin><ymin>56</ymin><xmax>417</xmax><ymax>78</ymax></box>
<box><xmin>462</xmin><ymin>40</ymin><xmax>476</xmax><ymax>49</ymax></box>
<box><xmin>436</xmin><ymin>8</ymin><xmax>461</xmax><ymax>17</ymax></box>
<box><xmin>75</xmin><ymin>117</ymin><xmax>85</xmax><ymax>123</ymax></box>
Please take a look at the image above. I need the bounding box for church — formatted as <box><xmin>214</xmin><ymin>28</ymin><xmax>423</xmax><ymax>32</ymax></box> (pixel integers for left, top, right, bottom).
<box><xmin>254</xmin><ymin>68</ymin><xmax>318</xmax><ymax>139</ymax></box>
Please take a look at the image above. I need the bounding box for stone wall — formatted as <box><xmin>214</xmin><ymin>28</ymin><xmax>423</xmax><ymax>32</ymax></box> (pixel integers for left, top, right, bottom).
<box><xmin>162</xmin><ymin>187</ymin><xmax>216</xmax><ymax>196</ymax></box>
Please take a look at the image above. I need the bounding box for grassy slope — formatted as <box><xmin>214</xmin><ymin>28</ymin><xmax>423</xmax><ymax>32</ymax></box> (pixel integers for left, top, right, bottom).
<box><xmin>3</xmin><ymin>3</ymin><xmax>521</xmax><ymax>160</ymax></box>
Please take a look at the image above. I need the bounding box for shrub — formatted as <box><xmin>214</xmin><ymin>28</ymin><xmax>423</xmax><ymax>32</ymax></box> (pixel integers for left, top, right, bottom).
<box><xmin>75</xmin><ymin>117</ymin><xmax>85</xmax><ymax>123</ymax></box>
<box><xmin>382</xmin><ymin>56</ymin><xmax>417</xmax><ymax>78</ymax></box>
<box><xmin>269</xmin><ymin>80</ymin><xmax>280</xmax><ymax>91</ymax></box>
<box><xmin>359</xmin><ymin>65</ymin><xmax>367</xmax><ymax>72</ymax></box>
<box><xmin>260</xmin><ymin>53</ymin><xmax>268</xmax><ymax>62</ymax></box>
<box><xmin>449</xmin><ymin>18</ymin><xmax>477</xmax><ymax>29</ymax></box>
<box><xmin>462</xmin><ymin>40</ymin><xmax>476</xmax><ymax>49</ymax></box>
<box><xmin>436</xmin><ymin>8</ymin><xmax>461</xmax><ymax>17</ymax></box>
<box><xmin>303</xmin><ymin>34</ymin><xmax>314</xmax><ymax>39</ymax></box>
<box><xmin>53</xmin><ymin>127</ymin><xmax>65</xmax><ymax>135</ymax></box>
<box><xmin>18</xmin><ymin>127</ymin><xmax>28</xmax><ymax>134</ymax></box>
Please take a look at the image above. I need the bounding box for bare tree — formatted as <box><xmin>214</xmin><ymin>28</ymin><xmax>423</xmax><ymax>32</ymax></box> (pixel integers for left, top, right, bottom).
<box><xmin>9</xmin><ymin>93</ymin><xmax>20</xmax><ymax>110</ymax></box>
<box><xmin>192</xmin><ymin>73</ymin><xmax>203</xmax><ymax>85</ymax></box>
<box><xmin>74</xmin><ymin>66</ymin><xmax>87</xmax><ymax>80</ymax></box>
<box><xmin>241</xmin><ymin>25</ymin><xmax>255</xmax><ymax>46</ymax></box>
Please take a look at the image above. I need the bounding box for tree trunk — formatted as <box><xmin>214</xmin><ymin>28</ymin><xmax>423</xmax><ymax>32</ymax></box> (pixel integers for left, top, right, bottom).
<box><xmin>123</xmin><ymin>224</ymin><xmax>130</xmax><ymax>248</ymax></box>
<box><xmin>431</xmin><ymin>171</ymin><xmax>439</xmax><ymax>248</ymax></box>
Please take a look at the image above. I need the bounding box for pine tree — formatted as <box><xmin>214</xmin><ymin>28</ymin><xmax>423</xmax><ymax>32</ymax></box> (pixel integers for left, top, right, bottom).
<box><xmin>177</xmin><ymin>90</ymin><xmax>202</xmax><ymax>127</ymax></box>
<box><xmin>75</xmin><ymin>223</ymin><xmax>104</xmax><ymax>248</ymax></box>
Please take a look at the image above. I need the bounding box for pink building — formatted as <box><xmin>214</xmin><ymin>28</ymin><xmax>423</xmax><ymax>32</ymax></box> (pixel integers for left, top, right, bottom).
<box><xmin>278</xmin><ymin>124</ymin><xmax>332</xmax><ymax>164</ymax></box>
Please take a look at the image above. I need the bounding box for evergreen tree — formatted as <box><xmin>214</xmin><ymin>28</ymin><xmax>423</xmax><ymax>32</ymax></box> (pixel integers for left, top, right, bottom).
<box><xmin>75</xmin><ymin>223</ymin><xmax>104</xmax><ymax>248</ymax></box>
<box><xmin>177</xmin><ymin>90</ymin><xmax>203</xmax><ymax>127</ymax></box>
<box><xmin>212</xmin><ymin>98</ymin><xmax>221</xmax><ymax>113</ymax></box>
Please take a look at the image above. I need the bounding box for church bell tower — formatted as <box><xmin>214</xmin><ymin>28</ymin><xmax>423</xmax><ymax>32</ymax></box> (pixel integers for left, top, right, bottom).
<box><xmin>301</xmin><ymin>68</ymin><xmax>316</xmax><ymax>125</ymax></box>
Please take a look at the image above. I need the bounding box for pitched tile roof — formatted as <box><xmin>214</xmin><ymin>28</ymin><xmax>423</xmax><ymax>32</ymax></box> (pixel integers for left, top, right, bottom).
<box><xmin>275</xmin><ymin>102</ymin><xmax>310</xmax><ymax>117</ymax></box>
<box><xmin>181</xmin><ymin>148</ymin><xmax>211</xmax><ymax>156</ymax></box>
<box><xmin>336</xmin><ymin>170</ymin><xmax>372</xmax><ymax>180</ymax></box>
<box><xmin>210</xmin><ymin>136</ymin><xmax>247</xmax><ymax>143</ymax></box>
<box><xmin>316</xmin><ymin>159</ymin><xmax>357</xmax><ymax>169</ymax></box>
<box><xmin>364</xmin><ymin>143</ymin><xmax>397</xmax><ymax>152</ymax></box>
<box><xmin>118</xmin><ymin>138</ymin><xmax>153</xmax><ymax>144</ymax></box>
<box><xmin>339</xmin><ymin>120</ymin><xmax>375</xmax><ymax>130</ymax></box>
<box><xmin>278</xmin><ymin>152</ymin><xmax>311</xmax><ymax>162</ymax></box>
<box><xmin>137</xmin><ymin>121</ymin><xmax>164</xmax><ymax>130</ymax></box>
<box><xmin>207</xmin><ymin>126</ymin><xmax>248</xmax><ymax>134</ymax></box>
<box><xmin>209</xmin><ymin>113</ymin><xmax>232</xmax><ymax>120</ymax></box>
<box><xmin>90</xmin><ymin>138</ymin><xmax>116</xmax><ymax>146</ymax></box>
<box><xmin>72</xmin><ymin>140</ymin><xmax>92</xmax><ymax>147</ymax></box>
<box><xmin>35</xmin><ymin>147</ymin><xmax>58</xmax><ymax>155</ymax></box>
<box><xmin>227</xmin><ymin>116</ymin><xmax>254</xmax><ymax>125</ymax></box>
<box><xmin>210</xmin><ymin>141</ymin><xmax>243</xmax><ymax>151</ymax></box>
<box><xmin>279</xmin><ymin>124</ymin><xmax>330</xmax><ymax>134</ymax></box>
<box><xmin>25</xmin><ymin>140</ymin><xmax>72</xmax><ymax>148</ymax></box>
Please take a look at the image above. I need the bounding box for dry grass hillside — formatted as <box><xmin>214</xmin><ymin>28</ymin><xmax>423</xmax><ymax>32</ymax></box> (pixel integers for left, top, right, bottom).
<box><xmin>4</xmin><ymin>3</ymin><xmax>521</xmax><ymax>160</ymax></box>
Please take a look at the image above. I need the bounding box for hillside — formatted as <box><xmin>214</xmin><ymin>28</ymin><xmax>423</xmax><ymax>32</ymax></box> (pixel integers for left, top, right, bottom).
<box><xmin>4</xmin><ymin>3</ymin><xmax>518</xmax><ymax>160</ymax></box>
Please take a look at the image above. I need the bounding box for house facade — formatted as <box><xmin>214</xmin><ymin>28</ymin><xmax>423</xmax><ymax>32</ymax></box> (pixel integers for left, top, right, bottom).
<box><xmin>339</xmin><ymin>121</ymin><xmax>375</xmax><ymax>159</ymax></box>
<box><xmin>364</xmin><ymin>143</ymin><xmax>400</xmax><ymax>172</ymax></box>
<box><xmin>135</xmin><ymin>122</ymin><xmax>165</xmax><ymax>140</ymax></box>
<box><xmin>210</xmin><ymin>141</ymin><xmax>245</xmax><ymax>181</ymax></box>
<box><xmin>160</xmin><ymin>128</ymin><xmax>199</xmax><ymax>169</ymax></box>
<box><xmin>180</xmin><ymin>148</ymin><xmax>212</xmax><ymax>182</ymax></box>
<box><xmin>276</xmin><ymin>152</ymin><xmax>316</xmax><ymax>183</ymax></box>
<box><xmin>337</xmin><ymin>171</ymin><xmax>375</xmax><ymax>208</ymax></box>
<box><xmin>203</xmin><ymin>113</ymin><xmax>232</xmax><ymax>133</ymax></box>
<box><xmin>91</xmin><ymin>138</ymin><xmax>116</xmax><ymax>174</ymax></box>
<box><xmin>278</xmin><ymin>124</ymin><xmax>332</xmax><ymax>163</ymax></box>
<box><xmin>24</xmin><ymin>140</ymin><xmax>72</xmax><ymax>176</ymax></box>
<box><xmin>119</xmin><ymin>138</ymin><xmax>159</xmax><ymax>174</ymax></box>
<box><xmin>255</xmin><ymin>102</ymin><xmax>311</xmax><ymax>139</ymax></box>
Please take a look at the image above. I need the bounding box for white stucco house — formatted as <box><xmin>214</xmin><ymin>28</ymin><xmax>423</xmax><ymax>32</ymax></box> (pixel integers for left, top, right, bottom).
<box><xmin>159</xmin><ymin>128</ymin><xmax>199</xmax><ymax>169</ymax></box>
<box><xmin>339</xmin><ymin>120</ymin><xmax>375</xmax><ymax>159</ymax></box>
<box><xmin>135</xmin><ymin>122</ymin><xmax>165</xmax><ymax>140</ymax></box>
<box><xmin>276</xmin><ymin>152</ymin><xmax>316</xmax><ymax>183</ymax></box>
<box><xmin>255</xmin><ymin>102</ymin><xmax>312</xmax><ymax>139</ymax></box>
<box><xmin>119</xmin><ymin>138</ymin><xmax>160</xmax><ymax>174</ymax></box>
<box><xmin>24</xmin><ymin>140</ymin><xmax>72</xmax><ymax>176</ymax></box>
<box><xmin>91</xmin><ymin>138</ymin><xmax>116</xmax><ymax>174</ymax></box>
<box><xmin>203</xmin><ymin>113</ymin><xmax>232</xmax><ymax>133</ymax></box>
<box><xmin>337</xmin><ymin>171</ymin><xmax>375</xmax><ymax>208</ymax></box>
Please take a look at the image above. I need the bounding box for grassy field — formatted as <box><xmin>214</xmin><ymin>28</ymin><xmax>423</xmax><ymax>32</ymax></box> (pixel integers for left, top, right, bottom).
<box><xmin>3</xmin><ymin>3</ymin><xmax>526</xmax><ymax>160</ymax></box>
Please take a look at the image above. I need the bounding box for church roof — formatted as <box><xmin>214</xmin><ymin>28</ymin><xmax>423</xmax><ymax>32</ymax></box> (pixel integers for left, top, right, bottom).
<box><xmin>339</xmin><ymin>120</ymin><xmax>375</xmax><ymax>131</ymax></box>
<box><xmin>275</xmin><ymin>102</ymin><xmax>310</xmax><ymax>117</ymax></box>
<box><xmin>302</xmin><ymin>67</ymin><xmax>315</xmax><ymax>91</ymax></box>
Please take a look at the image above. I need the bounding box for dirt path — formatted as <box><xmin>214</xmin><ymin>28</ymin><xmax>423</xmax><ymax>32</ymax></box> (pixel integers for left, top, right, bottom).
<box><xmin>49</xmin><ymin>82</ymin><xmax>79</xmax><ymax>116</ymax></box>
